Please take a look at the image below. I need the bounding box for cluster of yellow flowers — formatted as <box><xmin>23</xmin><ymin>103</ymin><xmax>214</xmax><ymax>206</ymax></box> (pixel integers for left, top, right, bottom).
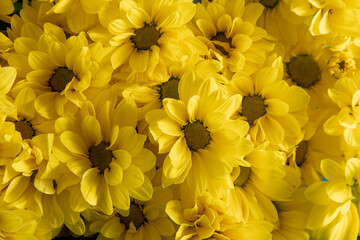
<box><xmin>1</xmin><ymin>0</ymin><xmax>360</xmax><ymax>239</ymax></box>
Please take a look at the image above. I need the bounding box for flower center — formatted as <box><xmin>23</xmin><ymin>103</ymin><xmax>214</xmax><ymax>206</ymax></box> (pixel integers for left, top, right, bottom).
<box><xmin>14</xmin><ymin>120</ymin><xmax>35</xmax><ymax>139</ymax></box>
<box><xmin>131</xmin><ymin>23</ymin><xmax>161</xmax><ymax>51</ymax></box>
<box><xmin>241</xmin><ymin>95</ymin><xmax>266</xmax><ymax>125</ymax></box>
<box><xmin>183</xmin><ymin>120</ymin><xmax>211</xmax><ymax>151</ymax></box>
<box><xmin>49</xmin><ymin>67</ymin><xmax>76</xmax><ymax>92</ymax></box>
<box><xmin>119</xmin><ymin>203</ymin><xmax>146</xmax><ymax>229</ymax></box>
<box><xmin>287</xmin><ymin>55</ymin><xmax>320</xmax><ymax>89</ymax></box>
<box><xmin>211</xmin><ymin>32</ymin><xmax>233</xmax><ymax>56</ymax></box>
<box><xmin>88</xmin><ymin>142</ymin><xmax>113</xmax><ymax>173</ymax></box>
<box><xmin>328</xmin><ymin>52</ymin><xmax>356</xmax><ymax>79</ymax></box>
<box><xmin>158</xmin><ymin>77</ymin><xmax>180</xmax><ymax>101</ymax></box>
<box><xmin>234</xmin><ymin>166</ymin><xmax>251</xmax><ymax>187</ymax></box>
<box><xmin>351</xmin><ymin>179</ymin><xmax>360</xmax><ymax>202</ymax></box>
<box><xmin>259</xmin><ymin>0</ymin><xmax>279</xmax><ymax>8</ymax></box>
<box><xmin>295</xmin><ymin>141</ymin><xmax>308</xmax><ymax>166</ymax></box>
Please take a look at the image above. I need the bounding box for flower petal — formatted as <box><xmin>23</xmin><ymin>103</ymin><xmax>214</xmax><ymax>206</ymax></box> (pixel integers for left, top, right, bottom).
<box><xmin>60</xmin><ymin>131</ymin><xmax>88</xmax><ymax>156</ymax></box>
<box><xmin>80</xmin><ymin>168</ymin><xmax>101</xmax><ymax>205</ymax></box>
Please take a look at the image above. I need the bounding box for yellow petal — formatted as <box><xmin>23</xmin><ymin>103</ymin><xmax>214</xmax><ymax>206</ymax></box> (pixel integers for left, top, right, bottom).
<box><xmin>82</xmin><ymin>116</ymin><xmax>102</xmax><ymax>146</ymax></box>
<box><xmin>0</xmin><ymin>210</ymin><xmax>22</xmax><ymax>232</ymax></box>
<box><xmin>97</xmin><ymin>177</ymin><xmax>113</xmax><ymax>215</ymax></box>
<box><xmin>60</xmin><ymin>131</ymin><xmax>88</xmax><ymax>156</ymax></box>
<box><xmin>80</xmin><ymin>168</ymin><xmax>101</xmax><ymax>205</ymax></box>
<box><xmin>129</xmin><ymin>50</ymin><xmax>149</xmax><ymax>72</ymax></box>
<box><xmin>112</xmin><ymin>149</ymin><xmax>132</xmax><ymax>170</ymax></box>
<box><xmin>169</xmin><ymin>137</ymin><xmax>191</xmax><ymax>169</ymax></box>
<box><xmin>326</xmin><ymin>182</ymin><xmax>352</xmax><ymax>203</ymax></box>
<box><xmin>101</xmin><ymin>217</ymin><xmax>125</xmax><ymax>238</ymax></box>
<box><xmin>34</xmin><ymin>92</ymin><xmax>58</xmax><ymax>119</ymax></box>
<box><xmin>128</xmin><ymin>175</ymin><xmax>153</xmax><ymax>201</ymax></box>
<box><xmin>157</xmin><ymin>118</ymin><xmax>183</xmax><ymax>136</ymax></box>
<box><xmin>321</xmin><ymin>159</ymin><xmax>345</xmax><ymax>181</ymax></box>
<box><xmin>0</xmin><ymin>67</ymin><xmax>16</xmax><ymax>94</ymax></box>
<box><xmin>259</xmin><ymin>116</ymin><xmax>284</xmax><ymax>144</ymax></box>
<box><xmin>28</xmin><ymin>51</ymin><xmax>57</xmax><ymax>70</ymax></box>
<box><xmin>111</xmin><ymin>43</ymin><xmax>134</xmax><ymax>69</ymax></box>
<box><xmin>104</xmin><ymin>162</ymin><xmax>123</xmax><ymax>186</ymax></box>
<box><xmin>15</xmin><ymin>87</ymin><xmax>36</xmax><ymax>120</ymax></box>
<box><xmin>48</xmin><ymin>41</ymin><xmax>67</xmax><ymax>66</ymax></box>
<box><xmin>109</xmin><ymin>185</ymin><xmax>130</xmax><ymax>210</ymax></box>
<box><xmin>126</xmin><ymin>7</ymin><xmax>150</xmax><ymax>28</ymax></box>
<box><xmin>4</xmin><ymin>175</ymin><xmax>29</xmax><ymax>203</ymax></box>
<box><xmin>122</xmin><ymin>165</ymin><xmax>144</xmax><ymax>189</ymax></box>
<box><xmin>132</xmin><ymin>148</ymin><xmax>156</xmax><ymax>172</ymax></box>
<box><xmin>196</xmin><ymin>19</ymin><xmax>216</xmax><ymax>39</ymax></box>
<box><xmin>265</xmin><ymin>99</ymin><xmax>289</xmax><ymax>117</ymax></box>
<box><xmin>323</xmin><ymin>115</ymin><xmax>343</xmax><ymax>136</ymax></box>
<box><xmin>163</xmin><ymin>99</ymin><xmax>188</xmax><ymax>125</ymax></box>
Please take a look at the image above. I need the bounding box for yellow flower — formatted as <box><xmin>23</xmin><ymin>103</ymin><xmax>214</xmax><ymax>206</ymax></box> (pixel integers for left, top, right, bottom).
<box><xmin>324</xmin><ymin>73</ymin><xmax>360</xmax><ymax>147</ymax></box>
<box><xmin>53</xmin><ymin>97</ymin><xmax>156</xmax><ymax>215</ymax></box>
<box><xmin>304</xmin><ymin>158</ymin><xmax>360</xmax><ymax>240</ymax></box>
<box><xmin>89</xmin><ymin>0</ymin><xmax>200</xmax><ymax>80</ymax></box>
<box><xmin>122</xmin><ymin>59</ymin><xmax>225</xmax><ymax>120</ymax></box>
<box><xmin>190</xmin><ymin>0</ymin><xmax>274</xmax><ymax>77</ymax></box>
<box><xmin>229</xmin><ymin>56</ymin><xmax>309</xmax><ymax>147</ymax></box>
<box><xmin>8</xmin><ymin>23</ymin><xmax>112</xmax><ymax>120</ymax></box>
<box><xmin>146</xmin><ymin>77</ymin><xmax>253</xmax><ymax>196</ymax></box>
<box><xmin>226</xmin><ymin>149</ymin><xmax>295</xmax><ymax>223</ymax></box>
<box><xmin>88</xmin><ymin>187</ymin><xmax>175</xmax><ymax>240</ymax></box>
<box><xmin>0</xmin><ymin>198</ymin><xmax>41</xmax><ymax>240</ymax></box>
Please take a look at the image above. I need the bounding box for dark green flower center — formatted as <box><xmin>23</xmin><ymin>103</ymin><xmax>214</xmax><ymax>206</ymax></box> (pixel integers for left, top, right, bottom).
<box><xmin>131</xmin><ymin>23</ymin><xmax>161</xmax><ymax>51</ymax></box>
<box><xmin>50</xmin><ymin>67</ymin><xmax>76</xmax><ymax>92</ymax></box>
<box><xmin>211</xmin><ymin>32</ymin><xmax>233</xmax><ymax>56</ymax></box>
<box><xmin>234</xmin><ymin>166</ymin><xmax>251</xmax><ymax>187</ymax></box>
<box><xmin>241</xmin><ymin>95</ymin><xmax>266</xmax><ymax>125</ymax></box>
<box><xmin>88</xmin><ymin>142</ymin><xmax>113</xmax><ymax>173</ymax></box>
<box><xmin>183</xmin><ymin>120</ymin><xmax>211</xmax><ymax>151</ymax></box>
<box><xmin>287</xmin><ymin>55</ymin><xmax>320</xmax><ymax>89</ymax></box>
<box><xmin>119</xmin><ymin>203</ymin><xmax>146</xmax><ymax>229</ymax></box>
<box><xmin>14</xmin><ymin>120</ymin><xmax>35</xmax><ymax>139</ymax></box>
<box><xmin>158</xmin><ymin>77</ymin><xmax>180</xmax><ymax>101</ymax></box>
<box><xmin>259</xmin><ymin>0</ymin><xmax>279</xmax><ymax>8</ymax></box>
<box><xmin>295</xmin><ymin>141</ymin><xmax>308</xmax><ymax>166</ymax></box>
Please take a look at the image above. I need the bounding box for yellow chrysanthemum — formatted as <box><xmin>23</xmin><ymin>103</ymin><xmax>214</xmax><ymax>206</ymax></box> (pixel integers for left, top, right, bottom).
<box><xmin>190</xmin><ymin>0</ymin><xmax>274</xmax><ymax>77</ymax></box>
<box><xmin>292</xmin><ymin>0</ymin><xmax>360</xmax><ymax>37</ymax></box>
<box><xmin>89</xmin><ymin>0</ymin><xmax>202</xmax><ymax>81</ymax></box>
<box><xmin>324</xmin><ymin>73</ymin><xmax>360</xmax><ymax>147</ymax></box>
<box><xmin>248</xmin><ymin>0</ymin><xmax>305</xmax><ymax>46</ymax></box>
<box><xmin>122</xmin><ymin>59</ymin><xmax>226</xmax><ymax>119</ymax></box>
<box><xmin>304</xmin><ymin>158</ymin><xmax>360</xmax><ymax>240</ymax></box>
<box><xmin>146</xmin><ymin>77</ymin><xmax>253</xmax><ymax>196</ymax></box>
<box><xmin>0</xmin><ymin>198</ymin><xmax>42</xmax><ymax>240</ymax></box>
<box><xmin>0</xmin><ymin>133</ymin><xmax>64</xmax><ymax>230</ymax></box>
<box><xmin>226</xmin><ymin>149</ymin><xmax>295</xmax><ymax>223</ymax></box>
<box><xmin>88</xmin><ymin>186</ymin><xmax>175</xmax><ymax>240</ymax></box>
<box><xmin>52</xmin><ymin>96</ymin><xmax>156</xmax><ymax>215</ymax></box>
<box><xmin>166</xmin><ymin>192</ymin><xmax>273</xmax><ymax>240</ymax></box>
<box><xmin>7</xmin><ymin>22</ymin><xmax>112</xmax><ymax>120</ymax></box>
<box><xmin>228</xmin><ymin>56</ymin><xmax>309</xmax><ymax>147</ymax></box>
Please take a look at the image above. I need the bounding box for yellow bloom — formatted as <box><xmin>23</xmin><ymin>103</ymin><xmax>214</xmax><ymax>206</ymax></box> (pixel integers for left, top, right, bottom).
<box><xmin>304</xmin><ymin>158</ymin><xmax>360</xmax><ymax>240</ymax></box>
<box><xmin>146</xmin><ymin>77</ymin><xmax>253</xmax><ymax>196</ymax></box>
<box><xmin>8</xmin><ymin>23</ymin><xmax>112</xmax><ymax>120</ymax></box>
<box><xmin>324</xmin><ymin>73</ymin><xmax>360</xmax><ymax>147</ymax></box>
<box><xmin>89</xmin><ymin>0</ymin><xmax>200</xmax><ymax>80</ymax></box>
<box><xmin>190</xmin><ymin>0</ymin><xmax>274</xmax><ymax>77</ymax></box>
<box><xmin>88</xmin><ymin>187</ymin><xmax>175</xmax><ymax>240</ymax></box>
<box><xmin>53</xmin><ymin>96</ymin><xmax>156</xmax><ymax>215</ymax></box>
<box><xmin>229</xmin><ymin>56</ymin><xmax>309</xmax><ymax>147</ymax></box>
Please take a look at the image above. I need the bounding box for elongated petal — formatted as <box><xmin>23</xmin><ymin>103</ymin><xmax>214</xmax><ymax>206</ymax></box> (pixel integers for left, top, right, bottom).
<box><xmin>80</xmin><ymin>168</ymin><xmax>101</xmax><ymax>205</ymax></box>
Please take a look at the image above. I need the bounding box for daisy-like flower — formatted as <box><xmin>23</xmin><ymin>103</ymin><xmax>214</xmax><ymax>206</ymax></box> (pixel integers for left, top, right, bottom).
<box><xmin>146</xmin><ymin>77</ymin><xmax>253</xmax><ymax>196</ymax></box>
<box><xmin>283</xmin><ymin>29</ymin><xmax>336</xmax><ymax>110</ymax></box>
<box><xmin>327</xmin><ymin>50</ymin><xmax>356</xmax><ymax>79</ymax></box>
<box><xmin>0</xmin><ymin>197</ymin><xmax>42</xmax><ymax>240</ymax></box>
<box><xmin>304</xmin><ymin>158</ymin><xmax>360</xmax><ymax>240</ymax></box>
<box><xmin>289</xmin><ymin>0</ymin><xmax>360</xmax><ymax>37</ymax></box>
<box><xmin>0</xmin><ymin>132</ymin><xmax>65</xmax><ymax>230</ymax></box>
<box><xmin>88</xmin><ymin>186</ymin><xmax>175</xmax><ymax>240</ymax></box>
<box><xmin>248</xmin><ymin>0</ymin><xmax>305</xmax><ymax>46</ymax></box>
<box><xmin>122</xmin><ymin>59</ymin><xmax>225</xmax><ymax>120</ymax></box>
<box><xmin>190</xmin><ymin>0</ymin><xmax>274</xmax><ymax>77</ymax></box>
<box><xmin>7</xmin><ymin>22</ymin><xmax>112</xmax><ymax>120</ymax></box>
<box><xmin>226</xmin><ymin>149</ymin><xmax>295</xmax><ymax>223</ymax></box>
<box><xmin>89</xmin><ymin>0</ymin><xmax>200</xmax><ymax>80</ymax></box>
<box><xmin>323</xmin><ymin>73</ymin><xmax>360</xmax><ymax>147</ymax></box>
<box><xmin>229</xmin><ymin>56</ymin><xmax>309</xmax><ymax>147</ymax></box>
<box><xmin>166</xmin><ymin>192</ymin><xmax>273</xmax><ymax>240</ymax></box>
<box><xmin>52</xmin><ymin>96</ymin><xmax>156</xmax><ymax>215</ymax></box>
<box><xmin>47</xmin><ymin>0</ymin><xmax>104</xmax><ymax>33</ymax></box>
